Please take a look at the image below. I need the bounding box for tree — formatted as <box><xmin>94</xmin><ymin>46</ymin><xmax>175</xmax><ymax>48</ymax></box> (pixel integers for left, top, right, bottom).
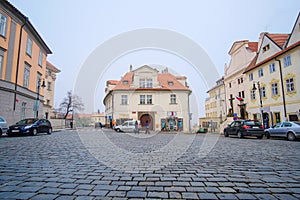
<box><xmin>59</xmin><ymin>91</ymin><xmax>84</xmax><ymax>119</ymax></box>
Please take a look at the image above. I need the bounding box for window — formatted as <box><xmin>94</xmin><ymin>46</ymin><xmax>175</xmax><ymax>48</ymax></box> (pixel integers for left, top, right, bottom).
<box><xmin>140</xmin><ymin>95</ymin><xmax>145</xmax><ymax>104</ymax></box>
<box><xmin>123</xmin><ymin>80</ymin><xmax>128</xmax><ymax>85</ymax></box>
<box><xmin>269</xmin><ymin>63</ymin><xmax>275</xmax><ymax>73</ymax></box>
<box><xmin>241</xmin><ymin>91</ymin><xmax>245</xmax><ymax>98</ymax></box>
<box><xmin>240</xmin><ymin>77</ymin><xmax>243</xmax><ymax>84</ymax></box>
<box><xmin>251</xmin><ymin>90</ymin><xmax>256</xmax><ymax>100</ymax></box>
<box><xmin>0</xmin><ymin>13</ymin><xmax>7</xmax><ymax>37</ymax></box>
<box><xmin>139</xmin><ymin>79</ymin><xmax>145</xmax><ymax>88</ymax></box>
<box><xmin>38</xmin><ymin>50</ymin><xmax>43</xmax><ymax>66</ymax></box>
<box><xmin>46</xmin><ymin>99</ymin><xmax>50</xmax><ymax>105</ymax></box>
<box><xmin>283</xmin><ymin>55</ymin><xmax>292</xmax><ymax>67</ymax></box>
<box><xmin>146</xmin><ymin>95</ymin><xmax>152</xmax><ymax>104</ymax></box>
<box><xmin>121</xmin><ymin>95</ymin><xmax>127</xmax><ymax>105</ymax></box>
<box><xmin>258</xmin><ymin>68</ymin><xmax>264</xmax><ymax>77</ymax></box>
<box><xmin>229</xmin><ymin>82</ymin><xmax>231</xmax><ymax>88</ymax></box>
<box><xmin>168</xmin><ymin>81</ymin><xmax>174</xmax><ymax>86</ymax></box>
<box><xmin>238</xmin><ymin>79</ymin><xmax>240</xmax><ymax>84</ymax></box>
<box><xmin>286</xmin><ymin>78</ymin><xmax>294</xmax><ymax>92</ymax></box>
<box><xmin>271</xmin><ymin>83</ymin><xmax>278</xmax><ymax>96</ymax></box>
<box><xmin>249</xmin><ymin>73</ymin><xmax>253</xmax><ymax>81</ymax></box>
<box><xmin>260</xmin><ymin>87</ymin><xmax>266</xmax><ymax>98</ymax></box>
<box><xmin>36</xmin><ymin>73</ymin><xmax>42</xmax><ymax>92</ymax></box>
<box><xmin>0</xmin><ymin>53</ymin><xmax>3</xmax><ymax>77</ymax></box>
<box><xmin>26</xmin><ymin>37</ymin><xmax>32</xmax><ymax>56</ymax></box>
<box><xmin>262</xmin><ymin>44</ymin><xmax>270</xmax><ymax>52</ymax></box>
<box><xmin>170</xmin><ymin>94</ymin><xmax>176</xmax><ymax>104</ymax></box>
<box><xmin>23</xmin><ymin>63</ymin><xmax>31</xmax><ymax>88</ymax></box>
<box><xmin>146</xmin><ymin>79</ymin><xmax>152</xmax><ymax>88</ymax></box>
<box><xmin>47</xmin><ymin>81</ymin><xmax>51</xmax><ymax>91</ymax></box>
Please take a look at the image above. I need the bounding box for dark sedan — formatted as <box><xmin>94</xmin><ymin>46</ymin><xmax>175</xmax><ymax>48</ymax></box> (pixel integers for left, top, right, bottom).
<box><xmin>224</xmin><ymin>120</ymin><xmax>264</xmax><ymax>139</ymax></box>
<box><xmin>7</xmin><ymin>118</ymin><xmax>52</xmax><ymax>136</ymax></box>
<box><xmin>264</xmin><ymin>121</ymin><xmax>300</xmax><ymax>141</ymax></box>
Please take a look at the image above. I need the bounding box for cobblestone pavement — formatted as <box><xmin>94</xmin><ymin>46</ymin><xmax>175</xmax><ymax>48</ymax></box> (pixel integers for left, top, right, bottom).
<box><xmin>0</xmin><ymin>128</ymin><xmax>300</xmax><ymax>199</ymax></box>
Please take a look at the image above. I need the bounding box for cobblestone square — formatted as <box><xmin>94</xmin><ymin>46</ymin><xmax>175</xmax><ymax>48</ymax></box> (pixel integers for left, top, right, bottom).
<box><xmin>0</xmin><ymin>128</ymin><xmax>299</xmax><ymax>199</ymax></box>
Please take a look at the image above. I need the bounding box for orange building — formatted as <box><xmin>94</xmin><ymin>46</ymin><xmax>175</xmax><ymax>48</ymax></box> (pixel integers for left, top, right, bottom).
<box><xmin>0</xmin><ymin>0</ymin><xmax>52</xmax><ymax>125</ymax></box>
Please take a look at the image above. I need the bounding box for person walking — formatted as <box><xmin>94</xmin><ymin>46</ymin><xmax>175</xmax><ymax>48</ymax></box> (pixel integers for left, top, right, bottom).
<box><xmin>145</xmin><ymin>120</ymin><xmax>150</xmax><ymax>134</ymax></box>
<box><xmin>134</xmin><ymin>120</ymin><xmax>139</xmax><ymax>134</ymax></box>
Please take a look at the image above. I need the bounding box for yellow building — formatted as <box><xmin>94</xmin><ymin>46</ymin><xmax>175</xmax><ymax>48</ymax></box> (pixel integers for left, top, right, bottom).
<box><xmin>244</xmin><ymin>13</ymin><xmax>300</xmax><ymax>126</ymax></box>
<box><xmin>0</xmin><ymin>0</ymin><xmax>52</xmax><ymax>124</ymax></box>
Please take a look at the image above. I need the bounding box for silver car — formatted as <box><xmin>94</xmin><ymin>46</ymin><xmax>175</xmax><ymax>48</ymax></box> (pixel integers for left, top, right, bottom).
<box><xmin>264</xmin><ymin>121</ymin><xmax>300</xmax><ymax>141</ymax></box>
<box><xmin>0</xmin><ymin>116</ymin><xmax>8</xmax><ymax>136</ymax></box>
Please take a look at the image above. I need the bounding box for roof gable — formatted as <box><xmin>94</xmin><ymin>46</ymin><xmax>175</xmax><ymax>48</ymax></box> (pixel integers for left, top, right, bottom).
<box><xmin>286</xmin><ymin>12</ymin><xmax>300</xmax><ymax>47</ymax></box>
<box><xmin>256</xmin><ymin>34</ymin><xmax>287</xmax><ymax>64</ymax></box>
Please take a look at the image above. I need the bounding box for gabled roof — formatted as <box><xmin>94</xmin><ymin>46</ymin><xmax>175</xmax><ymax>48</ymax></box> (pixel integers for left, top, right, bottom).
<box><xmin>266</xmin><ymin>34</ymin><xmax>290</xmax><ymax>49</ymax></box>
<box><xmin>110</xmin><ymin>72</ymin><xmax>133</xmax><ymax>90</ymax></box>
<box><xmin>243</xmin><ymin>54</ymin><xmax>258</xmax><ymax>73</ymax></box>
<box><xmin>157</xmin><ymin>73</ymin><xmax>189</xmax><ymax>90</ymax></box>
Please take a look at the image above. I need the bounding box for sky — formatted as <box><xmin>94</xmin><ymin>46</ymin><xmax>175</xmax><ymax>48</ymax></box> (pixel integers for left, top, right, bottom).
<box><xmin>8</xmin><ymin>0</ymin><xmax>300</xmax><ymax>123</ymax></box>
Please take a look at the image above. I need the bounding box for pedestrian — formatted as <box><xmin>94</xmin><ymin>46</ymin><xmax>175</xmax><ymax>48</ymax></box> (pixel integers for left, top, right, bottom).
<box><xmin>134</xmin><ymin>120</ymin><xmax>139</xmax><ymax>134</ymax></box>
<box><xmin>145</xmin><ymin>120</ymin><xmax>150</xmax><ymax>134</ymax></box>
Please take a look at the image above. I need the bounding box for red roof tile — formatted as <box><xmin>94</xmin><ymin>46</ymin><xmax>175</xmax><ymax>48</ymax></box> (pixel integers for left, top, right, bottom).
<box><xmin>248</xmin><ymin>42</ymin><xmax>258</xmax><ymax>52</ymax></box>
<box><xmin>267</xmin><ymin>34</ymin><xmax>289</xmax><ymax>48</ymax></box>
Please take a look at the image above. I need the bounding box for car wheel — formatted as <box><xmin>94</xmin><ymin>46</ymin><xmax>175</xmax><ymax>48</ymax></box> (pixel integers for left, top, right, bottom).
<box><xmin>265</xmin><ymin>132</ymin><xmax>270</xmax><ymax>139</ymax></box>
<box><xmin>224</xmin><ymin>130</ymin><xmax>229</xmax><ymax>137</ymax></box>
<box><xmin>287</xmin><ymin>132</ymin><xmax>295</xmax><ymax>141</ymax></box>
<box><xmin>116</xmin><ymin>128</ymin><xmax>120</xmax><ymax>132</ymax></box>
<box><xmin>47</xmin><ymin>128</ymin><xmax>52</xmax><ymax>134</ymax></box>
<box><xmin>32</xmin><ymin>128</ymin><xmax>38</xmax><ymax>136</ymax></box>
<box><xmin>237</xmin><ymin>131</ymin><xmax>243</xmax><ymax>139</ymax></box>
<box><xmin>257</xmin><ymin>135</ymin><xmax>263</xmax><ymax>139</ymax></box>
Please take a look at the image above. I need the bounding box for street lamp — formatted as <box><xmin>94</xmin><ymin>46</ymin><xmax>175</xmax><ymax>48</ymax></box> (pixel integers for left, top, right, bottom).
<box><xmin>34</xmin><ymin>79</ymin><xmax>46</xmax><ymax>118</ymax></box>
<box><xmin>252</xmin><ymin>81</ymin><xmax>264</xmax><ymax>123</ymax></box>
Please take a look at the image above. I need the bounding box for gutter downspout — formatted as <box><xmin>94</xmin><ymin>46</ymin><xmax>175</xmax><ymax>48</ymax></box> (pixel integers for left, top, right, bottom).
<box><xmin>13</xmin><ymin>17</ymin><xmax>28</xmax><ymax>111</ymax></box>
<box><xmin>275</xmin><ymin>58</ymin><xmax>287</xmax><ymax>121</ymax></box>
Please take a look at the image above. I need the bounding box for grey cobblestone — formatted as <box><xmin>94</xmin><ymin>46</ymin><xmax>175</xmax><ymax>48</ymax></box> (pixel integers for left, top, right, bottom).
<box><xmin>0</xmin><ymin>129</ymin><xmax>299</xmax><ymax>199</ymax></box>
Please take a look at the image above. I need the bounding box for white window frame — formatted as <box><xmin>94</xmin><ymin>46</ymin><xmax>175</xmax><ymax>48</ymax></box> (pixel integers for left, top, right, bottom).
<box><xmin>121</xmin><ymin>95</ymin><xmax>127</xmax><ymax>105</ymax></box>
<box><xmin>283</xmin><ymin>55</ymin><xmax>292</xmax><ymax>67</ymax></box>
<box><xmin>146</xmin><ymin>95</ymin><xmax>152</xmax><ymax>104</ymax></box>
<box><xmin>38</xmin><ymin>50</ymin><xmax>43</xmax><ymax>66</ymax></box>
<box><xmin>139</xmin><ymin>79</ymin><xmax>145</xmax><ymax>88</ymax></box>
<box><xmin>271</xmin><ymin>83</ymin><xmax>278</xmax><ymax>96</ymax></box>
<box><xmin>269</xmin><ymin>63</ymin><xmax>275</xmax><ymax>73</ymax></box>
<box><xmin>286</xmin><ymin>78</ymin><xmax>295</xmax><ymax>92</ymax></box>
<box><xmin>23</xmin><ymin>63</ymin><xmax>31</xmax><ymax>88</ymax></box>
<box><xmin>146</xmin><ymin>79</ymin><xmax>152</xmax><ymax>88</ymax></box>
<box><xmin>26</xmin><ymin>37</ymin><xmax>32</xmax><ymax>56</ymax></box>
<box><xmin>258</xmin><ymin>68</ymin><xmax>264</xmax><ymax>77</ymax></box>
<box><xmin>170</xmin><ymin>94</ymin><xmax>176</xmax><ymax>104</ymax></box>
<box><xmin>140</xmin><ymin>95</ymin><xmax>145</xmax><ymax>104</ymax></box>
<box><xmin>0</xmin><ymin>13</ymin><xmax>7</xmax><ymax>37</ymax></box>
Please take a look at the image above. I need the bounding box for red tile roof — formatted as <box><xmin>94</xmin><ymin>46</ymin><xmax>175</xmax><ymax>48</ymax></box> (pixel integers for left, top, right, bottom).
<box><xmin>267</xmin><ymin>34</ymin><xmax>289</xmax><ymax>48</ymax></box>
<box><xmin>158</xmin><ymin>73</ymin><xmax>189</xmax><ymax>90</ymax></box>
<box><xmin>248</xmin><ymin>42</ymin><xmax>258</xmax><ymax>52</ymax></box>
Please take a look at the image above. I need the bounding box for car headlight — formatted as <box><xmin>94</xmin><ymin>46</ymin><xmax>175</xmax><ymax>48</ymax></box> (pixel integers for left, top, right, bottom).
<box><xmin>24</xmin><ymin>125</ymin><xmax>33</xmax><ymax>129</ymax></box>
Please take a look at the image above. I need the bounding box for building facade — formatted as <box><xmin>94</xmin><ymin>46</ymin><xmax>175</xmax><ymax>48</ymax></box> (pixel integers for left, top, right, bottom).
<box><xmin>0</xmin><ymin>0</ymin><xmax>52</xmax><ymax>125</ymax></box>
<box><xmin>199</xmin><ymin>77</ymin><xmax>226</xmax><ymax>132</ymax></box>
<box><xmin>244</xmin><ymin>13</ymin><xmax>300</xmax><ymax>127</ymax></box>
<box><xmin>43</xmin><ymin>61</ymin><xmax>60</xmax><ymax>119</ymax></box>
<box><xmin>103</xmin><ymin>65</ymin><xmax>191</xmax><ymax>132</ymax></box>
<box><xmin>224</xmin><ymin>40</ymin><xmax>258</xmax><ymax>119</ymax></box>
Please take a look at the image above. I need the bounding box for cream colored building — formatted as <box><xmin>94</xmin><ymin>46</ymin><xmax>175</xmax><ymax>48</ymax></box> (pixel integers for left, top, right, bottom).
<box><xmin>199</xmin><ymin>77</ymin><xmax>226</xmax><ymax>132</ymax></box>
<box><xmin>244</xmin><ymin>13</ymin><xmax>300</xmax><ymax>126</ymax></box>
<box><xmin>224</xmin><ymin>40</ymin><xmax>258</xmax><ymax>119</ymax></box>
<box><xmin>103</xmin><ymin>65</ymin><xmax>191</xmax><ymax>132</ymax></box>
<box><xmin>43</xmin><ymin>61</ymin><xmax>60</xmax><ymax>119</ymax></box>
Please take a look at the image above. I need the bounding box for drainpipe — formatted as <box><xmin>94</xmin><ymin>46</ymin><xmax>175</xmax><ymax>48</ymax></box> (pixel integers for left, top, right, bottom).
<box><xmin>13</xmin><ymin>17</ymin><xmax>28</xmax><ymax>111</ymax></box>
<box><xmin>275</xmin><ymin>58</ymin><xmax>287</xmax><ymax>121</ymax></box>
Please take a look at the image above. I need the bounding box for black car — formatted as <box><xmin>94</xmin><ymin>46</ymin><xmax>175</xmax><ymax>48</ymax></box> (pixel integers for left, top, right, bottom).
<box><xmin>7</xmin><ymin>118</ymin><xmax>52</xmax><ymax>136</ymax></box>
<box><xmin>224</xmin><ymin>120</ymin><xmax>264</xmax><ymax>139</ymax></box>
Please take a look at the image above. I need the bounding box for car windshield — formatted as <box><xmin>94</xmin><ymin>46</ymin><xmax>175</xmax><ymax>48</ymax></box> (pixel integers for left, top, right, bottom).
<box><xmin>16</xmin><ymin>118</ymin><xmax>37</xmax><ymax>125</ymax></box>
<box><xmin>245</xmin><ymin>121</ymin><xmax>261</xmax><ymax>126</ymax></box>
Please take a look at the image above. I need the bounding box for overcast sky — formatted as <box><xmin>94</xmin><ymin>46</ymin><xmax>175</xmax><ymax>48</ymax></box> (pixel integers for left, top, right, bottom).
<box><xmin>8</xmin><ymin>0</ymin><xmax>300</xmax><ymax>120</ymax></box>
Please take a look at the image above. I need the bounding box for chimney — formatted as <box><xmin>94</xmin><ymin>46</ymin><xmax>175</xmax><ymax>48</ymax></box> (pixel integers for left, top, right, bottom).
<box><xmin>130</xmin><ymin>65</ymin><xmax>133</xmax><ymax>72</ymax></box>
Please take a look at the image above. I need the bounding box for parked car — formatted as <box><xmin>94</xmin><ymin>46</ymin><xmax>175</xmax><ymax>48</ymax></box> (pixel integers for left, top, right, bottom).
<box><xmin>0</xmin><ymin>116</ymin><xmax>8</xmax><ymax>136</ymax></box>
<box><xmin>114</xmin><ymin>120</ymin><xmax>141</xmax><ymax>133</ymax></box>
<box><xmin>224</xmin><ymin>120</ymin><xmax>264</xmax><ymax>139</ymax></box>
<box><xmin>264</xmin><ymin>121</ymin><xmax>300</xmax><ymax>141</ymax></box>
<box><xmin>7</xmin><ymin>118</ymin><xmax>52</xmax><ymax>136</ymax></box>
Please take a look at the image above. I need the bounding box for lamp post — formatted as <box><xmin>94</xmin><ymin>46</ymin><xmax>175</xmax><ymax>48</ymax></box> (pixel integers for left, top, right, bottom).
<box><xmin>252</xmin><ymin>81</ymin><xmax>264</xmax><ymax>123</ymax></box>
<box><xmin>35</xmin><ymin>79</ymin><xmax>46</xmax><ymax>118</ymax></box>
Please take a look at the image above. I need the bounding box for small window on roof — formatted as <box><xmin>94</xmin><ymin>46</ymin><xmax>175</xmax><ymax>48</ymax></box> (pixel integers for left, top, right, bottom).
<box><xmin>123</xmin><ymin>80</ymin><xmax>128</xmax><ymax>85</ymax></box>
<box><xmin>263</xmin><ymin>44</ymin><xmax>270</xmax><ymax>52</ymax></box>
<box><xmin>168</xmin><ymin>81</ymin><xmax>174</xmax><ymax>86</ymax></box>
